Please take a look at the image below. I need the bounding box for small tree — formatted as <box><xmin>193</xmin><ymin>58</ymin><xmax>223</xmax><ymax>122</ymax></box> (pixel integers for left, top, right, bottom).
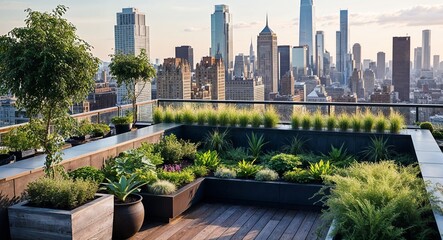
<box><xmin>109</xmin><ymin>50</ymin><xmax>156</xmax><ymax>124</ymax></box>
<box><xmin>0</xmin><ymin>6</ymin><xmax>99</xmax><ymax>176</ymax></box>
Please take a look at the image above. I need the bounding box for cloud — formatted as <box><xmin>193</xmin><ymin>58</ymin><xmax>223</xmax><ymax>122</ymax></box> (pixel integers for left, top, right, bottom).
<box><xmin>184</xmin><ymin>27</ymin><xmax>208</xmax><ymax>32</ymax></box>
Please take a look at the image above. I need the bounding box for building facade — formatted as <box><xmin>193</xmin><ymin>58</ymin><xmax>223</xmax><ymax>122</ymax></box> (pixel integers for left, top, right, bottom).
<box><xmin>299</xmin><ymin>0</ymin><xmax>315</xmax><ymax>69</ymax></box>
<box><xmin>226</xmin><ymin>77</ymin><xmax>265</xmax><ymax>101</ymax></box>
<box><xmin>211</xmin><ymin>5</ymin><xmax>233</xmax><ymax>79</ymax></box>
<box><xmin>175</xmin><ymin>46</ymin><xmax>194</xmax><ymax>71</ymax></box>
<box><xmin>422</xmin><ymin>30</ymin><xmax>431</xmax><ymax>70</ymax></box>
<box><xmin>352</xmin><ymin>43</ymin><xmax>362</xmax><ymax>71</ymax></box>
<box><xmin>157</xmin><ymin>58</ymin><xmax>191</xmax><ymax>99</ymax></box>
<box><xmin>257</xmin><ymin>17</ymin><xmax>278</xmax><ymax>100</ymax></box>
<box><xmin>392</xmin><ymin>37</ymin><xmax>411</xmax><ymax>102</ymax></box>
<box><xmin>377</xmin><ymin>52</ymin><xmax>386</xmax><ymax>80</ymax></box>
<box><xmin>278</xmin><ymin>45</ymin><xmax>292</xmax><ymax>91</ymax></box>
<box><xmin>315</xmin><ymin>31</ymin><xmax>325</xmax><ymax>77</ymax></box>
<box><xmin>195</xmin><ymin>57</ymin><xmax>225</xmax><ymax>100</ymax></box>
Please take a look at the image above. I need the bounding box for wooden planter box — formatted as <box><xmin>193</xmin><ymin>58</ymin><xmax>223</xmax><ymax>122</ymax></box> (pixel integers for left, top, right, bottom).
<box><xmin>140</xmin><ymin>178</ymin><xmax>205</xmax><ymax>222</ymax></box>
<box><xmin>204</xmin><ymin>177</ymin><xmax>326</xmax><ymax>210</ymax></box>
<box><xmin>8</xmin><ymin>193</ymin><xmax>114</xmax><ymax>240</ymax></box>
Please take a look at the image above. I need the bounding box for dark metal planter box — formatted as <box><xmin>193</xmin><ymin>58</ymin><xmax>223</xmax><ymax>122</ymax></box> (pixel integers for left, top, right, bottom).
<box><xmin>10</xmin><ymin>149</ymin><xmax>35</xmax><ymax>161</ymax></box>
<box><xmin>140</xmin><ymin>178</ymin><xmax>205</xmax><ymax>222</ymax></box>
<box><xmin>203</xmin><ymin>177</ymin><xmax>326</xmax><ymax>210</ymax></box>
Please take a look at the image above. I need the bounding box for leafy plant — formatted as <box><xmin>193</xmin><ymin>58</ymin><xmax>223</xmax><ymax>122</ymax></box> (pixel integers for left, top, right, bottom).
<box><xmin>136</xmin><ymin>142</ymin><xmax>164</xmax><ymax>166</ymax></box>
<box><xmin>323</xmin><ymin>144</ymin><xmax>355</xmax><ymax>168</ymax></box>
<box><xmin>133</xmin><ymin>169</ymin><xmax>158</xmax><ymax>185</ymax></box>
<box><xmin>246</xmin><ymin>132</ymin><xmax>267</xmax><ymax>159</ymax></box>
<box><xmin>155</xmin><ymin>134</ymin><xmax>195</xmax><ymax>164</ymax></box>
<box><xmin>223</xmin><ymin>147</ymin><xmax>249</xmax><ymax>162</ymax></box>
<box><xmin>238</xmin><ymin>110</ymin><xmax>251</xmax><ymax>127</ymax></box>
<box><xmin>174</xmin><ymin>111</ymin><xmax>182</xmax><ymax>123</ymax></box>
<box><xmin>362</xmin><ymin>110</ymin><xmax>375</xmax><ymax>132</ymax></box>
<box><xmin>337</xmin><ymin>113</ymin><xmax>350</xmax><ymax>131</ymax></box>
<box><xmin>157</xmin><ymin>169</ymin><xmax>195</xmax><ymax>187</ymax></box>
<box><xmin>291</xmin><ymin>111</ymin><xmax>301</xmax><ymax>129</ymax></box>
<box><xmin>236</xmin><ymin>159</ymin><xmax>262</xmax><ymax>179</ymax></box>
<box><xmin>351</xmin><ymin>115</ymin><xmax>362</xmax><ymax>132</ymax></box>
<box><xmin>282</xmin><ymin>136</ymin><xmax>307</xmax><ymax>155</ymax></box>
<box><xmin>218</xmin><ymin>108</ymin><xmax>230</xmax><ymax>126</ymax></box>
<box><xmin>163</xmin><ymin>106</ymin><xmax>175</xmax><ymax>123</ymax></box>
<box><xmin>326</xmin><ymin>115</ymin><xmax>336</xmax><ymax>131</ymax></box>
<box><xmin>2</xmin><ymin>124</ymin><xmax>40</xmax><ymax>151</ymax></box>
<box><xmin>186</xmin><ymin>165</ymin><xmax>209</xmax><ymax>178</ymax></box>
<box><xmin>194</xmin><ymin>150</ymin><xmax>220</xmax><ymax>171</ymax></box>
<box><xmin>301</xmin><ymin>113</ymin><xmax>311</xmax><ymax>130</ymax></box>
<box><xmin>111</xmin><ymin>115</ymin><xmax>132</xmax><ymax>125</ymax></box>
<box><xmin>214</xmin><ymin>167</ymin><xmax>237</xmax><ymax>179</ymax></box>
<box><xmin>263</xmin><ymin>106</ymin><xmax>279</xmax><ymax>128</ymax></box>
<box><xmin>102</xmin><ymin>174</ymin><xmax>146</xmax><ymax>203</ymax></box>
<box><xmin>312</xmin><ymin>111</ymin><xmax>323</xmax><ymax>131</ymax></box>
<box><xmin>322</xmin><ymin>161</ymin><xmax>437</xmax><ymax>240</ymax></box>
<box><xmin>308</xmin><ymin>160</ymin><xmax>333</xmax><ymax>182</ymax></box>
<box><xmin>104</xmin><ymin>150</ymin><xmax>156</xmax><ymax>180</ymax></box>
<box><xmin>196</xmin><ymin>109</ymin><xmax>207</xmax><ymax>125</ymax></box>
<box><xmin>149</xmin><ymin>180</ymin><xmax>176</xmax><ymax>195</ymax></box>
<box><xmin>298</xmin><ymin>153</ymin><xmax>323</xmax><ymax>168</ymax></box>
<box><xmin>69</xmin><ymin>166</ymin><xmax>105</xmax><ymax>183</ymax></box>
<box><xmin>267</xmin><ymin>153</ymin><xmax>301</xmax><ymax>175</ymax></box>
<box><xmin>374</xmin><ymin>113</ymin><xmax>388</xmax><ymax>133</ymax></box>
<box><xmin>90</xmin><ymin>123</ymin><xmax>111</xmax><ymax>137</ymax></box>
<box><xmin>255</xmin><ymin>169</ymin><xmax>279</xmax><ymax>181</ymax></box>
<box><xmin>207</xmin><ymin>109</ymin><xmax>218</xmax><ymax>126</ymax></box>
<box><xmin>419</xmin><ymin>122</ymin><xmax>434</xmax><ymax>133</ymax></box>
<box><xmin>361</xmin><ymin>137</ymin><xmax>394</xmax><ymax>162</ymax></box>
<box><xmin>153</xmin><ymin>107</ymin><xmax>163</xmax><ymax>124</ymax></box>
<box><xmin>389</xmin><ymin>111</ymin><xmax>405</xmax><ymax>133</ymax></box>
<box><xmin>227</xmin><ymin>107</ymin><xmax>238</xmax><ymax>126</ymax></box>
<box><xmin>181</xmin><ymin>107</ymin><xmax>196</xmax><ymax>125</ymax></box>
<box><xmin>204</xmin><ymin>130</ymin><xmax>232</xmax><ymax>153</ymax></box>
<box><xmin>250</xmin><ymin>110</ymin><xmax>263</xmax><ymax>128</ymax></box>
<box><xmin>283</xmin><ymin>168</ymin><xmax>312</xmax><ymax>183</ymax></box>
<box><xmin>27</xmin><ymin>177</ymin><xmax>98</xmax><ymax>210</ymax></box>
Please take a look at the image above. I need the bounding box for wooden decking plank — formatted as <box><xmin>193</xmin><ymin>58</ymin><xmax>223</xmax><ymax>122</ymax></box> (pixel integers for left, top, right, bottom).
<box><xmin>191</xmin><ymin>205</ymin><xmax>239</xmax><ymax>240</ymax></box>
<box><xmin>242</xmin><ymin>208</ymin><xmax>277</xmax><ymax>240</ymax></box>
<box><xmin>279</xmin><ymin>211</ymin><xmax>307</xmax><ymax>240</ymax></box>
<box><xmin>228</xmin><ymin>207</ymin><xmax>267</xmax><ymax>240</ymax></box>
<box><xmin>217</xmin><ymin>207</ymin><xmax>258</xmax><ymax>240</ymax></box>
<box><xmin>167</xmin><ymin>204</ymin><xmax>231</xmax><ymax>240</ymax></box>
<box><xmin>254</xmin><ymin>209</ymin><xmax>287</xmax><ymax>240</ymax></box>
<box><xmin>205</xmin><ymin>205</ymin><xmax>246</xmax><ymax>239</ymax></box>
<box><xmin>131</xmin><ymin>222</ymin><xmax>164</xmax><ymax>240</ymax></box>
<box><xmin>292</xmin><ymin>212</ymin><xmax>318</xmax><ymax>240</ymax></box>
<box><xmin>306</xmin><ymin>214</ymin><xmax>328</xmax><ymax>240</ymax></box>
<box><xmin>267</xmin><ymin>210</ymin><xmax>298</xmax><ymax>240</ymax></box>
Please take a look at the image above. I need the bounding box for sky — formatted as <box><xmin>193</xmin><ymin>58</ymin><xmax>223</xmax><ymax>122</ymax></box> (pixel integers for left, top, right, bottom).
<box><xmin>1</xmin><ymin>0</ymin><xmax>443</xmax><ymax>66</ymax></box>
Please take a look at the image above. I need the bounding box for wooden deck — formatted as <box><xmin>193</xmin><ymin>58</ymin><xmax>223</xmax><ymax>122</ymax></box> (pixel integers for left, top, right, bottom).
<box><xmin>132</xmin><ymin>203</ymin><xmax>328</xmax><ymax>240</ymax></box>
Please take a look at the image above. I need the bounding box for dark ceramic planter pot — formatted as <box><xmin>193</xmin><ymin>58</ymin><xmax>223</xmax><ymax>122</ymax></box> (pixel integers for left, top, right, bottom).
<box><xmin>114</xmin><ymin>124</ymin><xmax>132</xmax><ymax>134</ymax></box>
<box><xmin>113</xmin><ymin>194</ymin><xmax>144</xmax><ymax>239</ymax></box>
<box><xmin>0</xmin><ymin>154</ymin><xmax>15</xmax><ymax>166</ymax></box>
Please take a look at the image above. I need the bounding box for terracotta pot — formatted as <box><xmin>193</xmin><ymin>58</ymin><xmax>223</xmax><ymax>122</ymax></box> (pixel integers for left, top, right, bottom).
<box><xmin>113</xmin><ymin>194</ymin><xmax>144</xmax><ymax>239</ymax></box>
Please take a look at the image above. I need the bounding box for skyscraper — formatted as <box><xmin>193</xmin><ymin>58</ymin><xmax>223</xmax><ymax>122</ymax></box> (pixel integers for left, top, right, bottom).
<box><xmin>434</xmin><ymin>55</ymin><xmax>440</xmax><ymax>71</ymax></box>
<box><xmin>422</xmin><ymin>30</ymin><xmax>431</xmax><ymax>70</ymax></box>
<box><xmin>114</xmin><ymin>8</ymin><xmax>151</xmax><ymax>105</ymax></box>
<box><xmin>195</xmin><ymin>57</ymin><xmax>225</xmax><ymax>100</ymax></box>
<box><xmin>336</xmin><ymin>10</ymin><xmax>349</xmax><ymax>85</ymax></box>
<box><xmin>211</xmin><ymin>5</ymin><xmax>233</xmax><ymax>80</ymax></box>
<box><xmin>175</xmin><ymin>46</ymin><xmax>194</xmax><ymax>71</ymax></box>
<box><xmin>257</xmin><ymin>16</ymin><xmax>278</xmax><ymax>100</ymax></box>
<box><xmin>392</xmin><ymin>37</ymin><xmax>411</xmax><ymax>102</ymax></box>
<box><xmin>249</xmin><ymin>40</ymin><xmax>256</xmax><ymax>76</ymax></box>
<box><xmin>315</xmin><ymin>31</ymin><xmax>325</xmax><ymax>77</ymax></box>
<box><xmin>278</xmin><ymin>45</ymin><xmax>292</xmax><ymax>89</ymax></box>
<box><xmin>352</xmin><ymin>43</ymin><xmax>361</xmax><ymax>71</ymax></box>
<box><xmin>414</xmin><ymin>47</ymin><xmax>422</xmax><ymax>71</ymax></box>
<box><xmin>299</xmin><ymin>0</ymin><xmax>315</xmax><ymax>69</ymax></box>
<box><xmin>157</xmin><ymin>58</ymin><xmax>191</xmax><ymax>99</ymax></box>
<box><xmin>293</xmin><ymin>46</ymin><xmax>308</xmax><ymax>78</ymax></box>
<box><xmin>377</xmin><ymin>52</ymin><xmax>386</xmax><ymax>80</ymax></box>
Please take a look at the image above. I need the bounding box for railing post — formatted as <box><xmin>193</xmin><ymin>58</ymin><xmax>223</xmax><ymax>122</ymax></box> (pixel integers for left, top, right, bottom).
<box><xmin>416</xmin><ymin>106</ymin><xmax>419</xmax><ymax>123</ymax></box>
<box><xmin>97</xmin><ymin>112</ymin><xmax>100</xmax><ymax>124</ymax></box>
<box><xmin>328</xmin><ymin>105</ymin><xmax>331</xmax><ymax>116</ymax></box>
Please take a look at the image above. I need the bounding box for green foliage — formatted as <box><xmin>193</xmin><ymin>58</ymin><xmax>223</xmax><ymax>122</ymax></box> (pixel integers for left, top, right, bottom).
<box><xmin>301</xmin><ymin>113</ymin><xmax>312</xmax><ymax>130</ymax></box>
<box><xmin>247</xmin><ymin>132</ymin><xmax>267</xmax><ymax>159</ymax></box>
<box><xmin>156</xmin><ymin>134</ymin><xmax>197</xmax><ymax>164</ymax></box>
<box><xmin>2</xmin><ymin>123</ymin><xmax>40</xmax><ymax>151</ymax></box>
<box><xmin>255</xmin><ymin>169</ymin><xmax>279</xmax><ymax>181</ymax></box>
<box><xmin>432</xmin><ymin>129</ymin><xmax>443</xmax><ymax>140</ymax></box>
<box><xmin>337</xmin><ymin>113</ymin><xmax>350</xmax><ymax>131</ymax></box>
<box><xmin>149</xmin><ymin>180</ymin><xmax>176</xmax><ymax>195</ymax></box>
<box><xmin>102</xmin><ymin>174</ymin><xmax>146</xmax><ymax>203</ymax></box>
<box><xmin>136</xmin><ymin>142</ymin><xmax>164</xmax><ymax>166</ymax></box>
<box><xmin>103</xmin><ymin>149</ymin><xmax>156</xmax><ymax>181</ymax></box>
<box><xmin>207</xmin><ymin>109</ymin><xmax>218</xmax><ymax>126</ymax></box>
<box><xmin>393</xmin><ymin>154</ymin><xmax>416</xmax><ymax>166</ymax></box>
<box><xmin>238</xmin><ymin>110</ymin><xmax>251</xmax><ymax>127</ymax></box>
<box><xmin>250</xmin><ymin>110</ymin><xmax>263</xmax><ymax>128</ymax></box>
<box><xmin>185</xmin><ymin>165</ymin><xmax>209</xmax><ymax>178</ymax></box>
<box><xmin>374</xmin><ymin>113</ymin><xmax>388</xmax><ymax>133</ymax></box>
<box><xmin>157</xmin><ymin>169</ymin><xmax>195</xmax><ymax>187</ymax></box>
<box><xmin>218</xmin><ymin>109</ymin><xmax>230</xmax><ymax>126</ymax></box>
<box><xmin>110</xmin><ymin>49</ymin><xmax>156</xmax><ymax>124</ymax></box>
<box><xmin>91</xmin><ymin>123</ymin><xmax>110</xmax><ymax>137</ymax></box>
<box><xmin>196</xmin><ymin>109</ymin><xmax>207</xmax><ymax>125</ymax></box>
<box><xmin>326</xmin><ymin>115</ymin><xmax>336</xmax><ymax>131</ymax></box>
<box><xmin>312</xmin><ymin>111</ymin><xmax>323</xmax><ymax>131</ymax></box>
<box><xmin>174</xmin><ymin>111</ymin><xmax>182</xmax><ymax>123</ymax></box>
<box><xmin>291</xmin><ymin>112</ymin><xmax>301</xmax><ymax>129</ymax></box>
<box><xmin>214</xmin><ymin>167</ymin><xmax>237</xmax><ymax>179</ymax></box>
<box><xmin>362</xmin><ymin>111</ymin><xmax>375</xmax><ymax>132</ymax></box>
<box><xmin>133</xmin><ymin>169</ymin><xmax>158</xmax><ymax>185</ymax></box>
<box><xmin>351</xmin><ymin>115</ymin><xmax>362</xmax><ymax>132</ymax></box>
<box><xmin>111</xmin><ymin>115</ymin><xmax>132</xmax><ymax>125</ymax></box>
<box><xmin>283</xmin><ymin>168</ymin><xmax>312</xmax><ymax>183</ymax></box>
<box><xmin>308</xmin><ymin>160</ymin><xmax>333</xmax><ymax>182</ymax></box>
<box><xmin>204</xmin><ymin>130</ymin><xmax>232</xmax><ymax>153</ymax></box>
<box><xmin>389</xmin><ymin>111</ymin><xmax>405</xmax><ymax>133</ymax></box>
<box><xmin>0</xmin><ymin>6</ymin><xmax>99</xmax><ymax>176</ymax></box>
<box><xmin>263</xmin><ymin>106</ymin><xmax>279</xmax><ymax>128</ymax></box>
<box><xmin>323</xmin><ymin>144</ymin><xmax>355</xmax><ymax>168</ymax></box>
<box><xmin>236</xmin><ymin>160</ymin><xmax>262</xmax><ymax>179</ymax></box>
<box><xmin>322</xmin><ymin>161</ymin><xmax>437</xmax><ymax>240</ymax></box>
<box><xmin>181</xmin><ymin>107</ymin><xmax>196</xmax><ymax>124</ymax></box>
<box><xmin>223</xmin><ymin>147</ymin><xmax>249</xmax><ymax>162</ymax></box>
<box><xmin>153</xmin><ymin>107</ymin><xmax>163</xmax><ymax>124</ymax></box>
<box><xmin>267</xmin><ymin>153</ymin><xmax>301</xmax><ymax>175</ymax></box>
<box><xmin>361</xmin><ymin>137</ymin><xmax>393</xmax><ymax>162</ymax></box>
<box><xmin>163</xmin><ymin>106</ymin><xmax>175</xmax><ymax>123</ymax></box>
<box><xmin>298</xmin><ymin>153</ymin><xmax>323</xmax><ymax>168</ymax></box>
<box><xmin>194</xmin><ymin>150</ymin><xmax>220</xmax><ymax>171</ymax></box>
<box><xmin>282</xmin><ymin>136</ymin><xmax>307</xmax><ymax>155</ymax></box>
<box><xmin>0</xmin><ymin>192</ymin><xmax>22</xmax><ymax>209</ymax></box>
<box><xmin>228</xmin><ymin>108</ymin><xmax>238</xmax><ymax>127</ymax></box>
<box><xmin>69</xmin><ymin>166</ymin><xmax>105</xmax><ymax>183</ymax></box>
<box><xmin>27</xmin><ymin>177</ymin><xmax>98</xmax><ymax>210</ymax></box>
<box><xmin>420</xmin><ymin>122</ymin><xmax>434</xmax><ymax>133</ymax></box>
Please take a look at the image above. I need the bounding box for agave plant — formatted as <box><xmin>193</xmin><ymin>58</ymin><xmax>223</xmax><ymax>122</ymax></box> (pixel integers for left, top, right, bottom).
<box><xmin>102</xmin><ymin>174</ymin><xmax>146</xmax><ymax>202</ymax></box>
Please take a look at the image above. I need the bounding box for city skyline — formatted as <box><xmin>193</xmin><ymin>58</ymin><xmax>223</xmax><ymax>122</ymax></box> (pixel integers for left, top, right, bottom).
<box><xmin>1</xmin><ymin>1</ymin><xmax>443</xmax><ymax>65</ymax></box>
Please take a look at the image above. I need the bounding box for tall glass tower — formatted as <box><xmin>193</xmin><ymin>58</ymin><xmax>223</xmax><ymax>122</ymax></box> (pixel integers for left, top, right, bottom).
<box><xmin>336</xmin><ymin>10</ymin><xmax>349</xmax><ymax>85</ymax></box>
<box><xmin>211</xmin><ymin>5</ymin><xmax>233</xmax><ymax>80</ymax></box>
<box><xmin>422</xmin><ymin>29</ymin><xmax>431</xmax><ymax>70</ymax></box>
<box><xmin>299</xmin><ymin>0</ymin><xmax>315</xmax><ymax>70</ymax></box>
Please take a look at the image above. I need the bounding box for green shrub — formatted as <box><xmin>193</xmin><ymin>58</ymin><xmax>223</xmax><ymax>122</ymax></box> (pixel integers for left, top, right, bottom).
<box><xmin>149</xmin><ymin>180</ymin><xmax>177</xmax><ymax>195</ymax></box>
<box><xmin>267</xmin><ymin>153</ymin><xmax>301</xmax><ymax>175</ymax></box>
<box><xmin>238</xmin><ymin>110</ymin><xmax>251</xmax><ymax>127</ymax></box>
<box><xmin>204</xmin><ymin>130</ymin><xmax>232</xmax><ymax>153</ymax></box>
<box><xmin>181</xmin><ymin>107</ymin><xmax>196</xmax><ymax>124</ymax></box>
<box><xmin>283</xmin><ymin>168</ymin><xmax>312</xmax><ymax>183</ymax></box>
<box><xmin>291</xmin><ymin>112</ymin><xmax>301</xmax><ymax>129</ymax></box>
<box><xmin>374</xmin><ymin>113</ymin><xmax>388</xmax><ymax>133</ymax></box>
<box><xmin>282</xmin><ymin>136</ymin><xmax>307</xmax><ymax>155</ymax></box>
<box><xmin>156</xmin><ymin>134</ymin><xmax>193</xmax><ymax>164</ymax></box>
<box><xmin>337</xmin><ymin>113</ymin><xmax>350</xmax><ymax>131</ymax></box>
<box><xmin>181</xmin><ymin>140</ymin><xmax>198</xmax><ymax>161</ymax></box>
<box><xmin>223</xmin><ymin>147</ymin><xmax>249</xmax><ymax>162</ymax></box>
<box><xmin>323</xmin><ymin>144</ymin><xmax>355</xmax><ymax>168</ymax></box>
<box><xmin>351</xmin><ymin>115</ymin><xmax>362</xmax><ymax>132</ymax></box>
<box><xmin>322</xmin><ymin>161</ymin><xmax>437</xmax><ymax>240</ymax></box>
<box><xmin>263</xmin><ymin>106</ymin><xmax>279</xmax><ymax>128</ymax></box>
<box><xmin>2</xmin><ymin>124</ymin><xmax>40</xmax><ymax>151</ymax></box>
<box><xmin>27</xmin><ymin>177</ymin><xmax>98</xmax><ymax>210</ymax></box>
<box><xmin>134</xmin><ymin>169</ymin><xmax>158</xmax><ymax>185</ymax></box>
<box><xmin>157</xmin><ymin>169</ymin><xmax>195</xmax><ymax>187</ymax></box>
<box><xmin>393</xmin><ymin>154</ymin><xmax>416</xmax><ymax>166</ymax></box>
<box><xmin>250</xmin><ymin>110</ymin><xmax>263</xmax><ymax>128</ymax></box>
<box><xmin>173</xmin><ymin>111</ymin><xmax>182</xmax><ymax>123</ymax></box>
<box><xmin>185</xmin><ymin>165</ymin><xmax>209</xmax><ymax>178</ymax></box>
<box><xmin>420</xmin><ymin>122</ymin><xmax>434</xmax><ymax>133</ymax></box>
<box><xmin>227</xmin><ymin>107</ymin><xmax>238</xmax><ymax>127</ymax></box>
<box><xmin>91</xmin><ymin>123</ymin><xmax>111</xmax><ymax>137</ymax></box>
<box><xmin>111</xmin><ymin>115</ymin><xmax>132</xmax><ymax>125</ymax></box>
<box><xmin>136</xmin><ymin>142</ymin><xmax>164</xmax><ymax>166</ymax></box>
<box><xmin>362</xmin><ymin>110</ymin><xmax>375</xmax><ymax>132</ymax></box>
<box><xmin>361</xmin><ymin>137</ymin><xmax>393</xmax><ymax>162</ymax></box>
<box><xmin>247</xmin><ymin>132</ymin><xmax>267</xmax><ymax>159</ymax></box>
<box><xmin>218</xmin><ymin>109</ymin><xmax>230</xmax><ymax>126</ymax></box>
<box><xmin>308</xmin><ymin>160</ymin><xmax>333</xmax><ymax>182</ymax></box>
<box><xmin>326</xmin><ymin>115</ymin><xmax>336</xmax><ymax>131</ymax></box>
<box><xmin>236</xmin><ymin>160</ymin><xmax>262</xmax><ymax>179</ymax></box>
<box><xmin>103</xmin><ymin>150</ymin><xmax>156</xmax><ymax>181</ymax></box>
<box><xmin>196</xmin><ymin>109</ymin><xmax>207</xmax><ymax>125</ymax></box>
<box><xmin>207</xmin><ymin>109</ymin><xmax>218</xmax><ymax>126</ymax></box>
<box><xmin>194</xmin><ymin>150</ymin><xmax>220</xmax><ymax>171</ymax></box>
<box><xmin>298</xmin><ymin>153</ymin><xmax>323</xmax><ymax>168</ymax></box>
<box><xmin>153</xmin><ymin>107</ymin><xmax>163</xmax><ymax>124</ymax></box>
<box><xmin>312</xmin><ymin>111</ymin><xmax>323</xmax><ymax>131</ymax></box>
<box><xmin>163</xmin><ymin>107</ymin><xmax>175</xmax><ymax>123</ymax></box>
<box><xmin>301</xmin><ymin>113</ymin><xmax>311</xmax><ymax>130</ymax></box>
<box><xmin>69</xmin><ymin>166</ymin><xmax>105</xmax><ymax>183</ymax></box>
<box><xmin>389</xmin><ymin>111</ymin><xmax>405</xmax><ymax>133</ymax></box>
<box><xmin>255</xmin><ymin>169</ymin><xmax>279</xmax><ymax>181</ymax></box>
<box><xmin>432</xmin><ymin>129</ymin><xmax>443</xmax><ymax>140</ymax></box>
<box><xmin>214</xmin><ymin>167</ymin><xmax>237</xmax><ymax>179</ymax></box>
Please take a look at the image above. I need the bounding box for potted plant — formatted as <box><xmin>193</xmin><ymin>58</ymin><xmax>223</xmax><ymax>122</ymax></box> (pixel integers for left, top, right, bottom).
<box><xmin>71</xmin><ymin>119</ymin><xmax>94</xmax><ymax>141</ymax></box>
<box><xmin>111</xmin><ymin>114</ymin><xmax>133</xmax><ymax>134</ymax></box>
<box><xmin>90</xmin><ymin>123</ymin><xmax>111</xmax><ymax>138</ymax></box>
<box><xmin>0</xmin><ymin>148</ymin><xmax>15</xmax><ymax>166</ymax></box>
<box><xmin>2</xmin><ymin>122</ymin><xmax>40</xmax><ymax>160</ymax></box>
<box><xmin>102</xmin><ymin>174</ymin><xmax>146</xmax><ymax>239</ymax></box>
<box><xmin>8</xmin><ymin>177</ymin><xmax>114</xmax><ymax>239</ymax></box>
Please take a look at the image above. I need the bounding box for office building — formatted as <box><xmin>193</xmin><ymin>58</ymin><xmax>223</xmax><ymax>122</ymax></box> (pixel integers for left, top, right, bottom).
<box><xmin>414</xmin><ymin>47</ymin><xmax>423</xmax><ymax>71</ymax></box>
<box><xmin>211</xmin><ymin>5</ymin><xmax>233</xmax><ymax>79</ymax></box>
<box><xmin>226</xmin><ymin>77</ymin><xmax>264</xmax><ymax>101</ymax></box>
<box><xmin>392</xmin><ymin>37</ymin><xmax>411</xmax><ymax>102</ymax></box>
<box><xmin>377</xmin><ymin>52</ymin><xmax>386</xmax><ymax>80</ymax></box>
<box><xmin>175</xmin><ymin>46</ymin><xmax>194</xmax><ymax>71</ymax></box>
<box><xmin>315</xmin><ymin>31</ymin><xmax>325</xmax><ymax>77</ymax></box>
<box><xmin>280</xmin><ymin>71</ymin><xmax>295</xmax><ymax>96</ymax></box>
<box><xmin>422</xmin><ymin>30</ymin><xmax>431</xmax><ymax>70</ymax></box>
<box><xmin>157</xmin><ymin>58</ymin><xmax>191</xmax><ymax>99</ymax></box>
<box><xmin>299</xmin><ymin>0</ymin><xmax>315</xmax><ymax>69</ymax></box>
<box><xmin>278</xmin><ymin>45</ymin><xmax>292</xmax><ymax>91</ymax></box>
<box><xmin>250</xmin><ymin>40</ymin><xmax>256</xmax><ymax>76</ymax></box>
<box><xmin>352</xmin><ymin>43</ymin><xmax>362</xmax><ymax>70</ymax></box>
<box><xmin>336</xmin><ymin>10</ymin><xmax>349</xmax><ymax>85</ymax></box>
<box><xmin>195</xmin><ymin>56</ymin><xmax>225</xmax><ymax>100</ymax></box>
<box><xmin>434</xmin><ymin>55</ymin><xmax>440</xmax><ymax>71</ymax></box>
<box><xmin>257</xmin><ymin>16</ymin><xmax>278</xmax><ymax>100</ymax></box>
<box><xmin>292</xmin><ymin>46</ymin><xmax>308</xmax><ymax>79</ymax></box>
<box><xmin>234</xmin><ymin>54</ymin><xmax>248</xmax><ymax>79</ymax></box>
